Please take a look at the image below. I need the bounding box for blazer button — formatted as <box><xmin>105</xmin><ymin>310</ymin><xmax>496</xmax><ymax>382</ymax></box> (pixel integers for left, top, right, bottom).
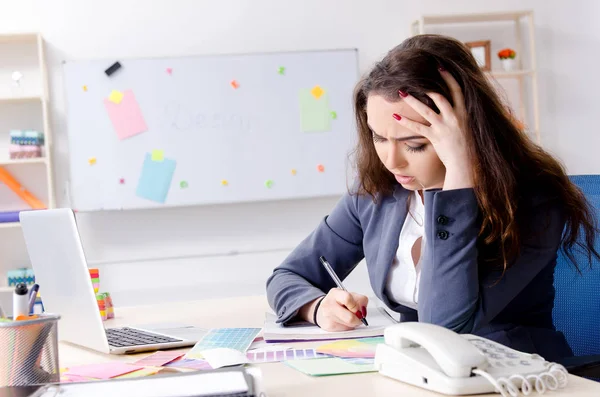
<box><xmin>437</xmin><ymin>215</ymin><xmax>449</xmax><ymax>225</ymax></box>
<box><xmin>437</xmin><ymin>230</ymin><xmax>449</xmax><ymax>240</ymax></box>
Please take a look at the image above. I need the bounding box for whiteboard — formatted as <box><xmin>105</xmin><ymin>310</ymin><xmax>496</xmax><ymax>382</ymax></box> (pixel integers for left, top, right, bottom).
<box><xmin>62</xmin><ymin>49</ymin><xmax>359</xmax><ymax>211</ymax></box>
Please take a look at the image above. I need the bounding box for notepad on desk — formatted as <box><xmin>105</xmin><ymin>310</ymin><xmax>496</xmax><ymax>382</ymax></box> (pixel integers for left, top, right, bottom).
<box><xmin>263</xmin><ymin>306</ymin><xmax>398</xmax><ymax>342</ymax></box>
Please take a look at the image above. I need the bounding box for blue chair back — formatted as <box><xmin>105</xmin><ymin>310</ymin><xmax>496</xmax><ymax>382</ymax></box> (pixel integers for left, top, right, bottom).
<box><xmin>553</xmin><ymin>175</ymin><xmax>600</xmax><ymax>357</ymax></box>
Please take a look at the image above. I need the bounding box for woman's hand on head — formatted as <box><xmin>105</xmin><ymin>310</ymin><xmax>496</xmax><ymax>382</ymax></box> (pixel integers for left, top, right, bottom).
<box><xmin>306</xmin><ymin>289</ymin><xmax>369</xmax><ymax>332</ymax></box>
<box><xmin>394</xmin><ymin>68</ymin><xmax>473</xmax><ymax>190</ymax></box>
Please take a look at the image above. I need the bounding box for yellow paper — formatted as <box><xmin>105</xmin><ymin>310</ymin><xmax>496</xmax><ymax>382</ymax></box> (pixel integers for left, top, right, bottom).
<box><xmin>151</xmin><ymin>149</ymin><xmax>165</xmax><ymax>162</ymax></box>
<box><xmin>88</xmin><ymin>157</ymin><xmax>97</xmax><ymax>165</ymax></box>
<box><xmin>108</xmin><ymin>90</ymin><xmax>124</xmax><ymax>104</ymax></box>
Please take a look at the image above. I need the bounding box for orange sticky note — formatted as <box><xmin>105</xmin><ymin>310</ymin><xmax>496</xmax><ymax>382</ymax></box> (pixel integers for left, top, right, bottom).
<box><xmin>311</xmin><ymin>85</ymin><xmax>324</xmax><ymax>99</ymax></box>
<box><xmin>230</xmin><ymin>80</ymin><xmax>240</xmax><ymax>89</ymax></box>
<box><xmin>317</xmin><ymin>164</ymin><xmax>325</xmax><ymax>172</ymax></box>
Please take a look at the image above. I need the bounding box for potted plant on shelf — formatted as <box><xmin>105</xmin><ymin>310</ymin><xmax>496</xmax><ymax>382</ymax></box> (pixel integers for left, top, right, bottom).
<box><xmin>498</xmin><ymin>48</ymin><xmax>517</xmax><ymax>71</ymax></box>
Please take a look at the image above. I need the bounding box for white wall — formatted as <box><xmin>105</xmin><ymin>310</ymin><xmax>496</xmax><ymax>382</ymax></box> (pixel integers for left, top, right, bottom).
<box><xmin>0</xmin><ymin>0</ymin><xmax>598</xmax><ymax>309</ymax></box>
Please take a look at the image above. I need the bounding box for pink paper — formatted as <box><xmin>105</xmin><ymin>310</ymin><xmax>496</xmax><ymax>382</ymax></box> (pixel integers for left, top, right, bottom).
<box><xmin>64</xmin><ymin>362</ymin><xmax>143</xmax><ymax>379</ymax></box>
<box><xmin>103</xmin><ymin>89</ymin><xmax>148</xmax><ymax>140</ymax></box>
<box><xmin>133</xmin><ymin>351</ymin><xmax>184</xmax><ymax>367</ymax></box>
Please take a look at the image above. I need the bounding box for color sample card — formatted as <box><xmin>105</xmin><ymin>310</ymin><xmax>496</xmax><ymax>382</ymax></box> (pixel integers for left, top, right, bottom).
<box><xmin>284</xmin><ymin>357</ymin><xmax>376</xmax><ymax>376</ymax></box>
<box><xmin>103</xmin><ymin>89</ymin><xmax>148</xmax><ymax>140</ymax></box>
<box><xmin>246</xmin><ymin>348</ymin><xmax>328</xmax><ymax>363</ymax></box>
<box><xmin>132</xmin><ymin>351</ymin><xmax>184</xmax><ymax>367</ymax></box>
<box><xmin>185</xmin><ymin>328</ymin><xmax>261</xmax><ymax>359</ymax></box>
<box><xmin>136</xmin><ymin>153</ymin><xmax>177</xmax><ymax>203</ymax></box>
<box><xmin>64</xmin><ymin>363</ymin><xmax>143</xmax><ymax>380</ymax></box>
<box><xmin>165</xmin><ymin>358</ymin><xmax>212</xmax><ymax>370</ymax></box>
<box><xmin>316</xmin><ymin>337</ymin><xmax>384</xmax><ymax>358</ymax></box>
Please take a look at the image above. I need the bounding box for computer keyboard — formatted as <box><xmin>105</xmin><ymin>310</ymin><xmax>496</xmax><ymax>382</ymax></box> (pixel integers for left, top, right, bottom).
<box><xmin>106</xmin><ymin>327</ymin><xmax>183</xmax><ymax>347</ymax></box>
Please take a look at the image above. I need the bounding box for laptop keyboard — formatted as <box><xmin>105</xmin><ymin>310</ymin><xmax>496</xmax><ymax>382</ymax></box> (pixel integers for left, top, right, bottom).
<box><xmin>106</xmin><ymin>327</ymin><xmax>183</xmax><ymax>347</ymax></box>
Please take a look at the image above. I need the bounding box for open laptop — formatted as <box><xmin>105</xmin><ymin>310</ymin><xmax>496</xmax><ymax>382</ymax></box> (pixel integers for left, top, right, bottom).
<box><xmin>19</xmin><ymin>208</ymin><xmax>203</xmax><ymax>355</ymax></box>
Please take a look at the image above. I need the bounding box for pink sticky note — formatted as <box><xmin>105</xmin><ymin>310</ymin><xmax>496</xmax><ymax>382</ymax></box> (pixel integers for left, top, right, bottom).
<box><xmin>166</xmin><ymin>68</ymin><xmax>173</xmax><ymax>75</ymax></box>
<box><xmin>103</xmin><ymin>89</ymin><xmax>148</xmax><ymax>140</ymax></box>
<box><xmin>64</xmin><ymin>363</ymin><xmax>143</xmax><ymax>379</ymax></box>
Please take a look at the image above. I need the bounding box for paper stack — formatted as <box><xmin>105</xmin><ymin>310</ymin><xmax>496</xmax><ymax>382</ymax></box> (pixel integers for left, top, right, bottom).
<box><xmin>9</xmin><ymin>130</ymin><xmax>44</xmax><ymax>159</ymax></box>
<box><xmin>89</xmin><ymin>268</ymin><xmax>114</xmax><ymax>320</ymax></box>
<box><xmin>7</xmin><ymin>268</ymin><xmax>35</xmax><ymax>286</ymax></box>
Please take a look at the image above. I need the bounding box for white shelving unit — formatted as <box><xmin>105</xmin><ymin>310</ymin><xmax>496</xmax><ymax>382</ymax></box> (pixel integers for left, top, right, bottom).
<box><xmin>0</xmin><ymin>33</ymin><xmax>55</xmax><ymax>230</ymax></box>
<box><xmin>411</xmin><ymin>10</ymin><xmax>540</xmax><ymax>144</ymax></box>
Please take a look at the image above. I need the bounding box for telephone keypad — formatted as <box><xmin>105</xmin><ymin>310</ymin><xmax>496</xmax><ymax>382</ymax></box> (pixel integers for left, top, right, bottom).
<box><xmin>466</xmin><ymin>337</ymin><xmax>535</xmax><ymax>369</ymax></box>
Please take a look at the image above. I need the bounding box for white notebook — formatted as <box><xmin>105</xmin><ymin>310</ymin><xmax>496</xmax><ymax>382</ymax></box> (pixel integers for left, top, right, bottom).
<box><xmin>263</xmin><ymin>305</ymin><xmax>398</xmax><ymax>342</ymax></box>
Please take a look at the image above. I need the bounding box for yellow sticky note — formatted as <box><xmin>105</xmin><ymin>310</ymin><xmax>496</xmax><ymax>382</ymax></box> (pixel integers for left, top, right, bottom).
<box><xmin>310</xmin><ymin>85</ymin><xmax>324</xmax><ymax>99</ymax></box>
<box><xmin>291</xmin><ymin>169</ymin><xmax>297</xmax><ymax>176</ymax></box>
<box><xmin>82</xmin><ymin>85</ymin><xmax>88</xmax><ymax>92</ymax></box>
<box><xmin>151</xmin><ymin>149</ymin><xmax>164</xmax><ymax>162</ymax></box>
<box><xmin>88</xmin><ymin>157</ymin><xmax>96</xmax><ymax>165</ymax></box>
<box><xmin>108</xmin><ymin>90</ymin><xmax>124</xmax><ymax>104</ymax></box>
<box><xmin>221</xmin><ymin>180</ymin><xmax>229</xmax><ymax>186</ymax></box>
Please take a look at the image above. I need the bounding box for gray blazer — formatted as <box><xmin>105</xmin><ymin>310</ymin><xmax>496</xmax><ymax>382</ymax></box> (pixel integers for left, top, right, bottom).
<box><xmin>266</xmin><ymin>184</ymin><xmax>573</xmax><ymax>361</ymax></box>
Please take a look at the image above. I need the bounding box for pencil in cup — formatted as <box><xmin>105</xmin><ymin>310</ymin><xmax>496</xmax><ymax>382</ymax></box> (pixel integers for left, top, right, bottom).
<box><xmin>0</xmin><ymin>314</ymin><xmax>60</xmax><ymax>387</ymax></box>
<box><xmin>318</xmin><ymin>256</ymin><xmax>369</xmax><ymax>326</ymax></box>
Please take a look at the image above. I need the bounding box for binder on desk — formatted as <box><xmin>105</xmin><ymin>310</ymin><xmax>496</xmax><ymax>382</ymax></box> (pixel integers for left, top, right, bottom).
<box><xmin>0</xmin><ymin>367</ymin><xmax>264</xmax><ymax>397</ymax></box>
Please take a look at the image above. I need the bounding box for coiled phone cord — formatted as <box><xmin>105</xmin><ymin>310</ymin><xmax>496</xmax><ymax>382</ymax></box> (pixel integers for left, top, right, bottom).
<box><xmin>472</xmin><ymin>363</ymin><xmax>568</xmax><ymax>397</ymax></box>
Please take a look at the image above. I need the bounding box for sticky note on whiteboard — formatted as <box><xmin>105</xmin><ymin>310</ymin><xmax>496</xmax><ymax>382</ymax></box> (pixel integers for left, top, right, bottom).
<box><xmin>103</xmin><ymin>89</ymin><xmax>148</xmax><ymax>140</ymax></box>
<box><xmin>135</xmin><ymin>153</ymin><xmax>177</xmax><ymax>203</ymax></box>
<box><xmin>298</xmin><ymin>88</ymin><xmax>331</xmax><ymax>133</ymax></box>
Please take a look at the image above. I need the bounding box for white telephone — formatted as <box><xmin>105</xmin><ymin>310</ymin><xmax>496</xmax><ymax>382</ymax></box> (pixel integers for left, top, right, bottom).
<box><xmin>374</xmin><ymin>322</ymin><xmax>568</xmax><ymax>396</ymax></box>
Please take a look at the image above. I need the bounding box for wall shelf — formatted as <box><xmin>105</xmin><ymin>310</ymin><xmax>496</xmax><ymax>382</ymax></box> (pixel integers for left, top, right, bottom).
<box><xmin>411</xmin><ymin>10</ymin><xmax>540</xmax><ymax>144</ymax></box>
<box><xmin>0</xmin><ymin>222</ymin><xmax>21</xmax><ymax>229</ymax></box>
<box><xmin>0</xmin><ymin>158</ymin><xmax>46</xmax><ymax>166</ymax></box>
<box><xmin>0</xmin><ymin>32</ymin><xmax>55</xmax><ymax>242</ymax></box>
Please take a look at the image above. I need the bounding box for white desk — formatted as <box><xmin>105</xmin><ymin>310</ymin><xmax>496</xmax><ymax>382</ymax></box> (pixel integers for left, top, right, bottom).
<box><xmin>59</xmin><ymin>295</ymin><xmax>600</xmax><ymax>397</ymax></box>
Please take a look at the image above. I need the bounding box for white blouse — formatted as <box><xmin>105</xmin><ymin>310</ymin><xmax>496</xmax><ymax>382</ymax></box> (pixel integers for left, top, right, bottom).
<box><xmin>385</xmin><ymin>190</ymin><xmax>425</xmax><ymax>309</ymax></box>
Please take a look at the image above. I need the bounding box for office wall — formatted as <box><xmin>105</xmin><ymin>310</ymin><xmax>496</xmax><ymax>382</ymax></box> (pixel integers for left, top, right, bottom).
<box><xmin>0</xmin><ymin>0</ymin><xmax>598</xmax><ymax>308</ymax></box>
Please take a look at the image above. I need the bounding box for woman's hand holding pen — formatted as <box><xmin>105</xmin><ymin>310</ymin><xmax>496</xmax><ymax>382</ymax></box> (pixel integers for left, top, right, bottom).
<box><xmin>310</xmin><ymin>289</ymin><xmax>369</xmax><ymax>332</ymax></box>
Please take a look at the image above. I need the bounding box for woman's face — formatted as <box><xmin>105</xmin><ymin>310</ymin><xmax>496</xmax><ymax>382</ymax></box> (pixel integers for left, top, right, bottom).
<box><xmin>366</xmin><ymin>94</ymin><xmax>446</xmax><ymax>190</ymax></box>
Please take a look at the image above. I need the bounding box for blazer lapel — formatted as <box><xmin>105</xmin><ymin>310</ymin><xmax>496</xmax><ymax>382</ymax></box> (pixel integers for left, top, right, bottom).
<box><xmin>374</xmin><ymin>185</ymin><xmax>411</xmax><ymax>311</ymax></box>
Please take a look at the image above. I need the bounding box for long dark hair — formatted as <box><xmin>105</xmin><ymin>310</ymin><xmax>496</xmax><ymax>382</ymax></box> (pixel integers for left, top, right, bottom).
<box><xmin>351</xmin><ymin>34</ymin><xmax>599</xmax><ymax>273</ymax></box>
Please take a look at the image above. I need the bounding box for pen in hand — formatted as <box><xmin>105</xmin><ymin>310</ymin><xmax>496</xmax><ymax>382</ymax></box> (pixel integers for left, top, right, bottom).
<box><xmin>319</xmin><ymin>255</ymin><xmax>368</xmax><ymax>326</ymax></box>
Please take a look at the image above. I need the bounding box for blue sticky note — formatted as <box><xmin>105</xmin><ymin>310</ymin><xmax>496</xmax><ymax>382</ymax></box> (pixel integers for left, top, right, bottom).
<box><xmin>135</xmin><ymin>153</ymin><xmax>177</xmax><ymax>203</ymax></box>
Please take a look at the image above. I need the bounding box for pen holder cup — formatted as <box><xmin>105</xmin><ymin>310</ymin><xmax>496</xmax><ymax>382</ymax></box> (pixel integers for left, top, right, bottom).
<box><xmin>0</xmin><ymin>314</ymin><xmax>61</xmax><ymax>387</ymax></box>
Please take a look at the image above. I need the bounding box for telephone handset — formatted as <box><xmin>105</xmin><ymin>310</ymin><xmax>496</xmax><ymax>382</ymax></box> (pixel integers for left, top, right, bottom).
<box><xmin>374</xmin><ymin>322</ymin><xmax>568</xmax><ymax>396</ymax></box>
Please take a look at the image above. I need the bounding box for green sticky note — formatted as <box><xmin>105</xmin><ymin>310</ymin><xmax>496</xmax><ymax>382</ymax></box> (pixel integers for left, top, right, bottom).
<box><xmin>298</xmin><ymin>88</ymin><xmax>331</xmax><ymax>132</ymax></box>
<box><xmin>180</xmin><ymin>181</ymin><xmax>188</xmax><ymax>189</ymax></box>
<box><xmin>278</xmin><ymin>66</ymin><xmax>285</xmax><ymax>75</ymax></box>
<box><xmin>151</xmin><ymin>149</ymin><xmax>164</xmax><ymax>162</ymax></box>
<box><xmin>330</xmin><ymin>111</ymin><xmax>337</xmax><ymax>119</ymax></box>
<box><xmin>284</xmin><ymin>358</ymin><xmax>376</xmax><ymax>376</ymax></box>
<box><xmin>265</xmin><ymin>179</ymin><xmax>274</xmax><ymax>188</ymax></box>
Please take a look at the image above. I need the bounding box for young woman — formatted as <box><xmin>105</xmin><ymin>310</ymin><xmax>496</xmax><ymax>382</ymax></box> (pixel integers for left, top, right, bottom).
<box><xmin>266</xmin><ymin>34</ymin><xmax>599</xmax><ymax>361</ymax></box>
